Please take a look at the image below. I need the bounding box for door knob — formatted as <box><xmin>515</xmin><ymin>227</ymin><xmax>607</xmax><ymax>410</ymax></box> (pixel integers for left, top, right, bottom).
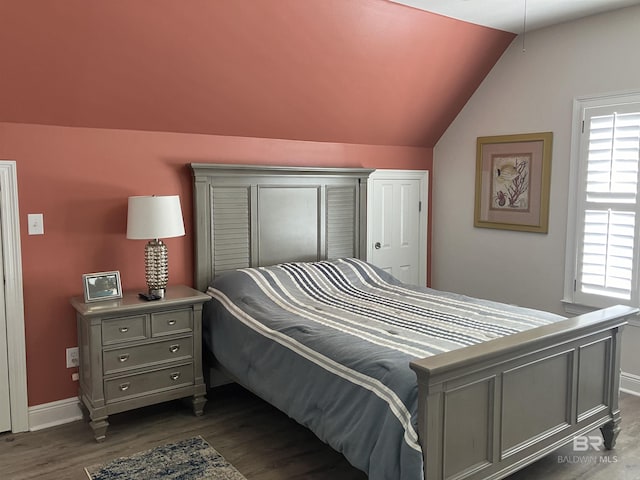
<box><xmin>374</xmin><ymin>242</ymin><xmax>381</xmax><ymax>249</ymax></box>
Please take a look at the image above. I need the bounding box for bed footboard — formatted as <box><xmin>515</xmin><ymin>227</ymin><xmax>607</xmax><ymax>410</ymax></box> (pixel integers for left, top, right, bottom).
<box><xmin>410</xmin><ymin>305</ymin><xmax>638</xmax><ymax>480</ymax></box>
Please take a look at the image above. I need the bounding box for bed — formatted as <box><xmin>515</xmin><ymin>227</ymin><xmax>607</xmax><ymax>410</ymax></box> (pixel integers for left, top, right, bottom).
<box><xmin>191</xmin><ymin>163</ymin><xmax>638</xmax><ymax>480</ymax></box>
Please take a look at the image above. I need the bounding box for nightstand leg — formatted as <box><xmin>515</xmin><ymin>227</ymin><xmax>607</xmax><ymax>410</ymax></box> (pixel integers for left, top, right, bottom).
<box><xmin>90</xmin><ymin>415</ymin><xmax>109</xmax><ymax>442</ymax></box>
<box><xmin>191</xmin><ymin>393</ymin><xmax>207</xmax><ymax>416</ymax></box>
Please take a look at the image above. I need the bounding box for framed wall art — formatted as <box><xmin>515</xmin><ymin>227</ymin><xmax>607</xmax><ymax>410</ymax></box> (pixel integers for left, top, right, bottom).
<box><xmin>82</xmin><ymin>271</ymin><xmax>122</xmax><ymax>303</ymax></box>
<box><xmin>474</xmin><ymin>131</ymin><xmax>553</xmax><ymax>233</ymax></box>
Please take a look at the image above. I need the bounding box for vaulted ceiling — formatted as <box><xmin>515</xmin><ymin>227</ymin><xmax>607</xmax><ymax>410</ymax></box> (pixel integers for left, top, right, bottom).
<box><xmin>0</xmin><ymin>0</ymin><xmax>517</xmax><ymax>148</ymax></box>
<box><xmin>393</xmin><ymin>0</ymin><xmax>640</xmax><ymax>33</ymax></box>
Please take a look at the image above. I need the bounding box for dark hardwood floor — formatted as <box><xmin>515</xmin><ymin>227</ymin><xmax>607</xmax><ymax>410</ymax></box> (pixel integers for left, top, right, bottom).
<box><xmin>1</xmin><ymin>385</ymin><xmax>639</xmax><ymax>479</ymax></box>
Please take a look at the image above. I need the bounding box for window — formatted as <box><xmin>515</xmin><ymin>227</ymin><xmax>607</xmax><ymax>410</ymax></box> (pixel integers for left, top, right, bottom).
<box><xmin>565</xmin><ymin>92</ymin><xmax>640</xmax><ymax>309</ymax></box>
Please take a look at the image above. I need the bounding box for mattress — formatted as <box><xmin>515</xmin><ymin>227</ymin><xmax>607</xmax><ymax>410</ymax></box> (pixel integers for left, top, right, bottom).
<box><xmin>203</xmin><ymin>258</ymin><xmax>564</xmax><ymax>480</ymax></box>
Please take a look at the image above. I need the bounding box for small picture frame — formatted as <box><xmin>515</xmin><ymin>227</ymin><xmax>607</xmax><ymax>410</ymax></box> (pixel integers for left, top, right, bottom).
<box><xmin>82</xmin><ymin>271</ymin><xmax>123</xmax><ymax>303</ymax></box>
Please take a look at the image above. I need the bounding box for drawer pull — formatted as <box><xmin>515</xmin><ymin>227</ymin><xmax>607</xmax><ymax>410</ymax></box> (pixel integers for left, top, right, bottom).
<box><xmin>170</xmin><ymin>372</ymin><xmax>181</xmax><ymax>381</ymax></box>
<box><xmin>119</xmin><ymin>382</ymin><xmax>130</xmax><ymax>392</ymax></box>
<box><xmin>168</xmin><ymin>319</ymin><xmax>177</xmax><ymax>326</ymax></box>
<box><xmin>119</xmin><ymin>327</ymin><xmax>129</xmax><ymax>333</ymax></box>
<box><xmin>169</xmin><ymin>344</ymin><xmax>180</xmax><ymax>353</ymax></box>
<box><xmin>118</xmin><ymin>354</ymin><xmax>130</xmax><ymax>363</ymax></box>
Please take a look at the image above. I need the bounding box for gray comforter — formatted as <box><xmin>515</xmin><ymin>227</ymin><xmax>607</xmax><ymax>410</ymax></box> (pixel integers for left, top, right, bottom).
<box><xmin>203</xmin><ymin>258</ymin><xmax>564</xmax><ymax>479</ymax></box>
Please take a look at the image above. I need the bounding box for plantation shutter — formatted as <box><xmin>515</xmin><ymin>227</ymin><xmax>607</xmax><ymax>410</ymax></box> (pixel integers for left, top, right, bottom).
<box><xmin>575</xmin><ymin>103</ymin><xmax>640</xmax><ymax>304</ymax></box>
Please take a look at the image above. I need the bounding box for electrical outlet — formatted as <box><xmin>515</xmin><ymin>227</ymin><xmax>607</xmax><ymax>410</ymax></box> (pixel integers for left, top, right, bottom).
<box><xmin>66</xmin><ymin>347</ymin><xmax>79</xmax><ymax>368</ymax></box>
<box><xmin>71</xmin><ymin>372</ymin><xmax>79</xmax><ymax>381</ymax></box>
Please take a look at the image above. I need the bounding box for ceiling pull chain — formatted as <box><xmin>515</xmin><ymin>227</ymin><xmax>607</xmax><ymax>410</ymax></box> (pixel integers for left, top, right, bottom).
<box><xmin>522</xmin><ymin>0</ymin><xmax>528</xmax><ymax>52</ymax></box>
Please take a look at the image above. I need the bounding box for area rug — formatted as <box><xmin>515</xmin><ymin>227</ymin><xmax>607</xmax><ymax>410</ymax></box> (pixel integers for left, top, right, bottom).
<box><xmin>84</xmin><ymin>436</ymin><xmax>247</xmax><ymax>480</ymax></box>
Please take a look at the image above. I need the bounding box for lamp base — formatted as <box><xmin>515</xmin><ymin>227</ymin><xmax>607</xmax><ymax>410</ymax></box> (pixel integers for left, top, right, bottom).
<box><xmin>148</xmin><ymin>288</ymin><xmax>166</xmax><ymax>299</ymax></box>
<box><xmin>144</xmin><ymin>239</ymin><xmax>169</xmax><ymax>298</ymax></box>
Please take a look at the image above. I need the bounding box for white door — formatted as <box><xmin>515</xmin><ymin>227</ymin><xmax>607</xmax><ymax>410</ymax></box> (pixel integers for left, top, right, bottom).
<box><xmin>367</xmin><ymin>170</ymin><xmax>428</xmax><ymax>286</ymax></box>
<box><xmin>0</xmin><ymin>161</ymin><xmax>29</xmax><ymax>434</ymax></box>
<box><xmin>0</xmin><ymin>216</ymin><xmax>10</xmax><ymax>433</ymax></box>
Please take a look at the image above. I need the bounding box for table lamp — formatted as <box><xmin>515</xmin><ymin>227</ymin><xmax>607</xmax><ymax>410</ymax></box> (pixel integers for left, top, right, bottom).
<box><xmin>126</xmin><ymin>195</ymin><xmax>185</xmax><ymax>298</ymax></box>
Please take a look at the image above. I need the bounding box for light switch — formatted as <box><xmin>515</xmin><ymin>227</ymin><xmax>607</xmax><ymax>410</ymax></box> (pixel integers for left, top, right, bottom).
<box><xmin>28</xmin><ymin>213</ymin><xmax>44</xmax><ymax>235</ymax></box>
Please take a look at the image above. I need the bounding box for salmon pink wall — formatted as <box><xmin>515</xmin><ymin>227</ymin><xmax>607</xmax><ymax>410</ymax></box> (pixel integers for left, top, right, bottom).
<box><xmin>0</xmin><ymin>122</ymin><xmax>432</xmax><ymax>406</ymax></box>
<box><xmin>0</xmin><ymin>0</ymin><xmax>514</xmax><ymax>148</ymax></box>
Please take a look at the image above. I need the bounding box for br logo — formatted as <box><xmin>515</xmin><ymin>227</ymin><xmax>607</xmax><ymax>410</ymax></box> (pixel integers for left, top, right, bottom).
<box><xmin>573</xmin><ymin>435</ymin><xmax>604</xmax><ymax>452</ymax></box>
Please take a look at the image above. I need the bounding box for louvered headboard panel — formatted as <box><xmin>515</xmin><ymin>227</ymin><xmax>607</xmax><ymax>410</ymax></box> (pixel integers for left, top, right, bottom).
<box><xmin>191</xmin><ymin>164</ymin><xmax>374</xmax><ymax>291</ymax></box>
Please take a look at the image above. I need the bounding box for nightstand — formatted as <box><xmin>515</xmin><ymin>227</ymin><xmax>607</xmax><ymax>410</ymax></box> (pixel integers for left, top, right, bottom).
<box><xmin>70</xmin><ymin>285</ymin><xmax>211</xmax><ymax>442</ymax></box>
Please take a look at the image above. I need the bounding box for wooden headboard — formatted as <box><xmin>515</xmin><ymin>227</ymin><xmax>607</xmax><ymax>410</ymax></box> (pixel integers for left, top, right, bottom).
<box><xmin>191</xmin><ymin>163</ymin><xmax>374</xmax><ymax>291</ymax></box>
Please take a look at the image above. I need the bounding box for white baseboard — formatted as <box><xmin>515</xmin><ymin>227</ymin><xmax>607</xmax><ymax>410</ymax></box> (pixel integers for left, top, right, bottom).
<box><xmin>620</xmin><ymin>371</ymin><xmax>640</xmax><ymax>397</ymax></box>
<box><xmin>28</xmin><ymin>396</ymin><xmax>83</xmax><ymax>431</ymax></box>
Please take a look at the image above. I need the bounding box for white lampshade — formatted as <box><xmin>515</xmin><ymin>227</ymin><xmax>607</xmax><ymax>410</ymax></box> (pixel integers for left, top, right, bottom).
<box><xmin>127</xmin><ymin>195</ymin><xmax>185</xmax><ymax>240</ymax></box>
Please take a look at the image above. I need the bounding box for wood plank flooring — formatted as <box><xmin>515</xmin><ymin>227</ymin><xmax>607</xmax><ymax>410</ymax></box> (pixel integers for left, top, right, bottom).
<box><xmin>1</xmin><ymin>385</ymin><xmax>638</xmax><ymax>479</ymax></box>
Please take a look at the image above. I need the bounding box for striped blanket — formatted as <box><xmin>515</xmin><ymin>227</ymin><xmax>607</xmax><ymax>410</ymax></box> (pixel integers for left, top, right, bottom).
<box><xmin>204</xmin><ymin>258</ymin><xmax>564</xmax><ymax>480</ymax></box>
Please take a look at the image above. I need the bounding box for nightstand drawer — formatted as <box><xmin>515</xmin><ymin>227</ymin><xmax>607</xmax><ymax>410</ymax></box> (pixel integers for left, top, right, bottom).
<box><xmin>102</xmin><ymin>315</ymin><xmax>147</xmax><ymax>345</ymax></box>
<box><xmin>103</xmin><ymin>336</ymin><xmax>194</xmax><ymax>375</ymax></box>
<box><xmin>151</xmin><ymin>309</ymin><xmax>192</xmax><ymax>337</ymax></box>
<box><xmin>105</xmin><ymin>363</ymin><xmax>194</xmax><ymax>403</ymax></box>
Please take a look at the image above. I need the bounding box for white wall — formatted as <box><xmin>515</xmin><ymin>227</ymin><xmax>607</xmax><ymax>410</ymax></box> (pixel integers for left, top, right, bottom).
<box><xmin>432</xmin><ymin>5</ymin><xmax>640</xmax><ymax>388</ymax></box>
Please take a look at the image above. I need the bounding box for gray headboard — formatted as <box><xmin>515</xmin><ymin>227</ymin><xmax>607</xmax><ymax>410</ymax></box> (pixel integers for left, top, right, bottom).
<box><xmin>191</xmin><ymin>163</ymin><xmax>374</xmax><ymax>291</ymax></box>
